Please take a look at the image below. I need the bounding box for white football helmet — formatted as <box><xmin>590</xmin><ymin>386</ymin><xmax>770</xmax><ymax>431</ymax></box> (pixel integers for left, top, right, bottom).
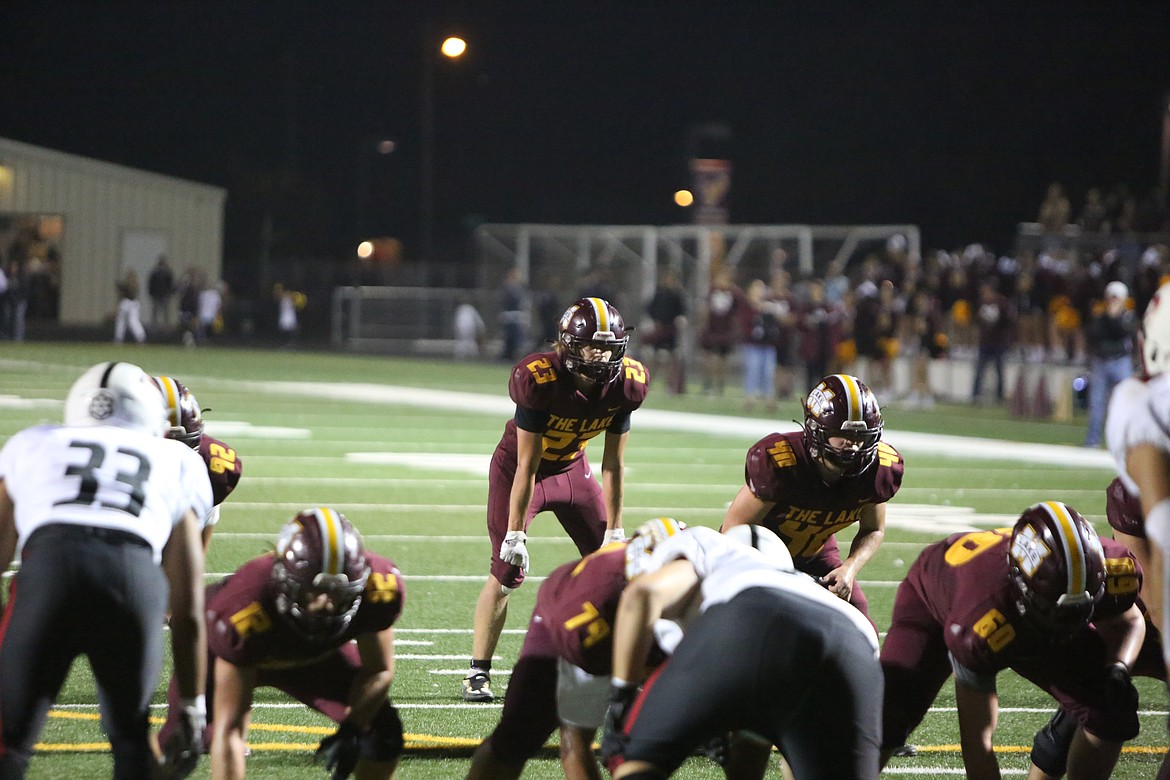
<box><xmin>723</xmin><ymin>524</ymin><xmax>794</xmax><ymax>571</ymax></box>
<box><xmin>64</xmin><ymin>361</ymin><xmax>167</xmax><ymax>436</ymax></box>
<box><xmin>1142</xmin><ymin>281</ymin><xmax>1170</xmax><ymax>378</ymax></box>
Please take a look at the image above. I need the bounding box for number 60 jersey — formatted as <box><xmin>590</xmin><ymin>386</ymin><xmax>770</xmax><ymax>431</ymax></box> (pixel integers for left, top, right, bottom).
<box><xmin>0</xmin><ymin>423</ymin><xmax>212</xmax><ymax>564</ymax></box>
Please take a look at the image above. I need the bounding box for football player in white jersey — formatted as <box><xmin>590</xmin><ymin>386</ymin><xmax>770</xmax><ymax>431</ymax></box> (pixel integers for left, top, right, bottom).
<box><xmin>0</xmin><ymin>361</ymin><xmax>213</xmax><ymax>779</ymax></box>
<box><xmin>601</xmin><ymin>524</ymin><xmax>882</xmax><ymax>780</ymax></box>
<box><xmin>1106</xmin><ymin>281</ymin><xmax>1170</xmax><ymax>678</ymax></box>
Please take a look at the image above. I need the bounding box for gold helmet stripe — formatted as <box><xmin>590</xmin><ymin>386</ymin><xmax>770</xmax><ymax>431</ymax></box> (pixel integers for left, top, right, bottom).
<box><xmin>1042</xmin><ymin>500</ymin><xmax>1086</xmax><ymax>596</ymax></box>
<box><xmin>586</xmin><ymin>297</ymin><xmax>609</xmax><ymax>336</ymax></box>
<box><xmin>311</xmin><ymin>507</ymin><xmax>344</xmax><ymax>575</ymax></box>
<box><xmin>834</xmin><ymin>374</ymin><xmax>863</xmax><ymax>421</ymax></box>
<box><xmin>155</xmin><ymin>375</ymin><xmax>181</xmax><ymax>427</ymax></box>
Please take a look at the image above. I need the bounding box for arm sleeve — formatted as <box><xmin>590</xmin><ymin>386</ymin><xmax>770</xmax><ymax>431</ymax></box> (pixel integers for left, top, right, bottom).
<box><xmin>514</xmin><ymin>406</ymin><xmax>551</xmax><ymax>432</ymax></box>
<box><xmin>949</xmin><ymin>651</ymin><xmax>997</xmax><ymax>693</ymax></box>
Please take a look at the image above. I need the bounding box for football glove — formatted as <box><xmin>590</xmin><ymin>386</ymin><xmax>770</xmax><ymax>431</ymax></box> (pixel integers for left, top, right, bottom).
<box><xmin>500</xmin><ymin>530</ymin><xmax>530</xmax><ymax>572</ymax></box>
<box><xmin>1102</xmin><ymin>662</ymin><xmax>1138</xmax><ymax>713</ymax></box>
<box><xmin>603</xmin><ymin>528</ymin><xmax>626</xmax><ymax>545</ymax></box>
<box><xmin>314</xmin><ymin>719</ymin><xmax>363</xmax><ymax>780</ymax></box>
<box><xmin>600</xmin><ymin>682</ymin><xmax>638</xmax><ymax>767</ymax></box>
<box><xmin>156</xmin><ymin>696</ymin><xmax>206</xmax><ymax>780</ymax></box>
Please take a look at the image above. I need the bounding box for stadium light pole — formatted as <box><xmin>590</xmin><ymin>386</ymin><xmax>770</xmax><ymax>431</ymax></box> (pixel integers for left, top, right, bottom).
<box><xmin>419</xmin><ymin>35</ymin><xmax>467</xmax><ymax>264</ymax></box>
<box><xmin>354</xmin><ymin>136</ymin><xmax>396</xmax><ymax>250</ymax></box>
<box><xmin>1160</xmin><ymin>90</ymin><xmax>1170</xmax><ymax>205</ymax></box>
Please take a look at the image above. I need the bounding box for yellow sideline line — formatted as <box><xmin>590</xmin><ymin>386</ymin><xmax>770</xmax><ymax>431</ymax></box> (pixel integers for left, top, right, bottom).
<box><xmin>37</xmin><ymin>711</ymin><xmax>1167</xmax><ymax>755</ymax></box>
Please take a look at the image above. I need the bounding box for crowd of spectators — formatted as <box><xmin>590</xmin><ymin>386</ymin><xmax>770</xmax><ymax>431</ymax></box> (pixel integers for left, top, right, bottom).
<box><xmin>687</xmin><ymin>182</ymin><xmax>1170</xmax><ymax>412</ymax></box>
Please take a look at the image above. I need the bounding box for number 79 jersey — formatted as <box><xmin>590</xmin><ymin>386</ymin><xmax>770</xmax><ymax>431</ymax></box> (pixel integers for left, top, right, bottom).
<box><xmin>0</xmin><ymin>423</ymin><xmax>213</xmax><ymax>563</ymax></box>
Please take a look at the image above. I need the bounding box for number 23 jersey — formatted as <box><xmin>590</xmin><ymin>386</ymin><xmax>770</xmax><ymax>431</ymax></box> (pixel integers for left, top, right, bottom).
<box><xmin>0</xmin><ymin>423</ymin><xmax>212</xmax><ymax>563</ymax></box>
<box><xmin>496</xmin><ymin>349</ymin><xmax>649</xmax><ymax>476</ymax></box>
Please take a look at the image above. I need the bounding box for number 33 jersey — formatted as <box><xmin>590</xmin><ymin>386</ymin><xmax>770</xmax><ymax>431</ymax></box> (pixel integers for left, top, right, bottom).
<box><xmin>0</xmin><ymin>423</ymin><xmax>213</xmax><ymax>563</ymax></box>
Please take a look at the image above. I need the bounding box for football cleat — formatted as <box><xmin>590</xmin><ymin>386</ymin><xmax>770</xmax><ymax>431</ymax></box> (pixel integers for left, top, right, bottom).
<box><xmin>891</xmin><ymin>744</ymin><xmax>918</xmax><ymax>758</ymax></box>
<box><xmin>461</xmin><ymin>670</ymin><xmax>494</xmax><ymax>702</ymax></box>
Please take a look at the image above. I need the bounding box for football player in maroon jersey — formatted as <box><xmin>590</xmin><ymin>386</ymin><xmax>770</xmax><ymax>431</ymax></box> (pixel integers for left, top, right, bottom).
<box><xmin>880</xmin><ymin>502</ymin><xmax>1145</xmax><ymax>780</ymax></box>
<box><xmin>464</xmin><ymin>297</ymin><xmax>650</xmax><ymax>702</ymax></box>
<box><xmin>156</xmin><ymin>508</ymin><xmax>406</xmax><ymax>780</ymax></box>
<box><xmin>466</xmin><ymin>518</ymin><xmax>684</xmax><ymax>780</ymax></box>
<box><xmin>721</xmin><ymin>373</ymin><xmax>901</xmax><ymax>627</ymax></box>
<box><xmin>153</xmin><ymin>375</ymin><xmax>243</xmax><ymax>549</ymax></box>
<box><xmin>1029</xmin><ymin>479</ymin><xmax>1168</xmax><ymax>779</ymax></box>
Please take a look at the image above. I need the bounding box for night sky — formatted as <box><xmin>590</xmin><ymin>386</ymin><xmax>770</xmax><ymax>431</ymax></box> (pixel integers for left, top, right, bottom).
<box><xmin>2</xmin><ymin>1</ymin><xmax>1169</xmax><ymax>287</ymax></box>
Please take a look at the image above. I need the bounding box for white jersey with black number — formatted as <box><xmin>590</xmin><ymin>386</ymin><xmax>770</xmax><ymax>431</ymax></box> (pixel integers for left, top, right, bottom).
<box><xmin>1106</xmin><ymin>374</ymin><xmax>1170</xmax><ymax>497</ymax></box>
<box><xmin>0</xmin><ymin>424</ymin><xmax>213</xmax><ymax>563</ymax></box>
<box><xmin>644</xmin><ymin>525</ymin><xmax>879</xmax><ymax>653</ymax></box>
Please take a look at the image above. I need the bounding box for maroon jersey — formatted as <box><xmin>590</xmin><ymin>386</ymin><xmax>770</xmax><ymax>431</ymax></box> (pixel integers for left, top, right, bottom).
<box><xmin>496</xmin><ymin>349</ymin><xmax>649</xmax><ymax>476</ymax></box>
<box><xmin>1106</xmin><ymin>476</ymin><xmax>1144</xmax><ymax>538</ymax></box>
<box><xmin>525</xmin><ymin>544</ymin><xmax>628</xmax><ymax>675</ymax></box>
<box><xmin>207</xmin><ymin>552</ymin><xmax>405</xmax><ymax>670</ymax></box>
<box><xmin>743</xmin><ymin>431</ymin><xmax>904</xmax><ymax>558</ymax></box>
<box><xmin>902</xmin><ymin>529</ymin><xmax>1140</xmax><ymax>675</ymax></box>
<box><xmin>199</xmin><ymin>434</ymin><xmax>243</xmax><ymax>507</ymax></box>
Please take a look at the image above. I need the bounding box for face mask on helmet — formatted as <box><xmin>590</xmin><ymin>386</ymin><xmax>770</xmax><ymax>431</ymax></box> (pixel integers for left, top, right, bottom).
<box><xmin>802</xmin><ymin>374</ymin><xmax>883</xmax><ymax>476</ymax></box>
<box><xmin>625</xmin><ymin>517</ymin><xmax>686</xmax><ymax>579</ymax></box>
<box><xmin>558</xmin><ymin>297</ymin><xmax>629</xmax><ymax>383</ymax></box>
<box><xmin>1141</xmin><ymin>281</ymin><xmax>1170</xmax><ymax>378</ymax></box>
<box><xmin>152</xmin><ymin>375</ymin><xmax>205</xmax><ymax>449</ymax></box>
<box><xmin>273</xmin><ymin>508</ymin><xmax>371</xmax><ymax>640</ymax></box>
<box><xmin>64</xmin><ymin>361</ymin><xmax>167</xmax><ymax>436</ymax></box>
<box><xmin>1008</xmin><ymin>501</ymin><xmax>1106</xmax><ymax>637</ymax></box>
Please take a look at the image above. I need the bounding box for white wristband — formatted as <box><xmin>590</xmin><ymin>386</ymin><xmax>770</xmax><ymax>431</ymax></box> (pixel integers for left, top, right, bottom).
<box><xmin>181</xmin><ymin>694</ymin><xmax>207</xmax><ymax>715</ymax></box>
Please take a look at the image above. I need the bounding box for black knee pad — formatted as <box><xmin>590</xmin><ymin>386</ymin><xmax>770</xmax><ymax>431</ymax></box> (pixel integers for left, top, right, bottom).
<box><xmin>1031</xmin><ymin>707</ymin><xmax>1076</xmax><ymax>777</ymax></box>
<box><xmin>359</xmin><ymin>703</ymin><xmax>405</xmax><ymax>762</ymax></box>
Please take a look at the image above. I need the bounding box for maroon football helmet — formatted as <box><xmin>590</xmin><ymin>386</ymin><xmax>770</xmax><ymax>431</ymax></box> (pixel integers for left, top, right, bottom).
<box><xmin>557</xmin><ymin>297</ymin><xmax>629</xmax><ymax>383</ymax></box>
<box><xmin>802</xmin><ymin>374</ymin><xmax>884</xmax><ymax>476</ymax></box>
<box><xmin>152</xmin><ymin>375</ymin><xmax>205</xmax><ymax>449</ymax></box>
<box><xmin>272</xmin><ymin>508</ymin><xmax>371</xmax><ymax>640</ymax></box>
<box><xmin>1008</xmin><ymin>501</ymin><xmax>1106</xmax><ymax>636</ymax></box>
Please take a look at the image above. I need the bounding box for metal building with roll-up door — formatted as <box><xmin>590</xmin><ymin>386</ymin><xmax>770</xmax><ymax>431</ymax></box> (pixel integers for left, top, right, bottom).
<box><xmin>0</xmin><ymin>136</ymin><xmax>226</xmax><ymax>326</ymax></box>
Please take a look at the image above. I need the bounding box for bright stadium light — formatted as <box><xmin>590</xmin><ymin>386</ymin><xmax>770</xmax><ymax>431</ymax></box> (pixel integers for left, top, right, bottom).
<box><xmin>441</xmin><ymin>37</ymin><xmax>467</xmax><ymax>59</ymax></box>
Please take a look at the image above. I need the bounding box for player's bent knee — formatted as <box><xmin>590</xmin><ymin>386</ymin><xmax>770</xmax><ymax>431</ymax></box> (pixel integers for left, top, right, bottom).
<box><xmin>360</xmin><ymin>704</ymin><xmax>405</xmax><ymax>762</ymax></box>
<box><xmin>1031</xmin><ymin>708</ymin><xmax>1075</xmax><ymax>777</ymax></box>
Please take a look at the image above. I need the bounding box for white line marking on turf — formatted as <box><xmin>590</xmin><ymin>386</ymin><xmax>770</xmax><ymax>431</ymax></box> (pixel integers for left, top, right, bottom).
<box><xmin>237</xmin><ymin>379</ymin><xmax>1115</xmax><ymax>467</ymax></box>
<box><xmin>0</xmin><ymin>395</ymin><xmax>59</xmax><ymax>409</ymax></box>
<box><xmin>396</xmin><ymin>628</ymin><xmax>527</xmax><ymax>634</ymax></box>
<box><xmin>205</xmin><ymin>421</ymin><xmax>311</xmax><ymax>439</ymax></box>
<box><xmin>347</xmin><ymin>452</ymin><xmax>489</xmax><ymax>475</ymax></box>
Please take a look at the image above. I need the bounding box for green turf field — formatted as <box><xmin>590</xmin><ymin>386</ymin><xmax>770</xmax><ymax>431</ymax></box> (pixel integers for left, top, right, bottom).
<box><xmin>0</xmin><ymin>342</ymin><xmax>1164</xmax><ymax>778</ymax></box>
